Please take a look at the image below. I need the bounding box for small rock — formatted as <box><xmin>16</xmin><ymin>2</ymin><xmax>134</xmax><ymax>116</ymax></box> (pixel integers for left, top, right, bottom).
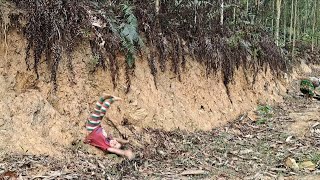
<box><xmin>277</xmin><ymin>174</ymin><xmax>284</xmax><ymax>180</ymax></box>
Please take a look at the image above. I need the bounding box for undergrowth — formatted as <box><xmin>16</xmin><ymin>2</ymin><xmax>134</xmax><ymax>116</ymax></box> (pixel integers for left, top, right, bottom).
<box><xmin>256</xmin><ymin>104</ymin><xmax>273</xmax><ymax>125</ymax></box>
<box><xmin>1</xmin><ymin>0</ymin><xmax>289</xmax><ymax>95</ymax></box>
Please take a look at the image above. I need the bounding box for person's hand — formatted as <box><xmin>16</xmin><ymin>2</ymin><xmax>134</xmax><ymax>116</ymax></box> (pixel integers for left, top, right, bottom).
<box><xmin>124</xmin><ymin>150</ymin><xmax>135</xmax><ymax>160</ymax></box>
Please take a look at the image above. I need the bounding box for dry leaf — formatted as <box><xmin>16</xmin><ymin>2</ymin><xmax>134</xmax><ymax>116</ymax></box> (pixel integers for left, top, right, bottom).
<box><xmin>247</xmin><ymin>111</ymin><xmax>258</xmax><ymax>121</ymax></box>
<box><xmin>240</xmin><ymin>149</ymin><xmax>253</xmax><ymax>155</ymax></box>
<box><xmin>0</xmin><ymin>171</ymin><xmax>18</xmax><ymax>179</ymax></box>
<box><xmin>299</xmin><ymin>161</ymin><xmax>316</xmax><ymax>171</ymax></box>
<box><xmin>285</xmin><ymin>136</ymin><xmax>293</xmax><ymax>142</ymax></box>
<box><xmin>312</xmin><ymin>122</ymin><xmax>320</xmax><ymax>128</ymax></box>
<box><xmin>285</xmin><ymin>157</ymin><xmax>299</xmax><ymax>171</ymax></box>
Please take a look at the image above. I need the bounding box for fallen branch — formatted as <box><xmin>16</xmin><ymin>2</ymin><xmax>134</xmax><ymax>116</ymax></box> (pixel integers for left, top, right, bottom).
<box><xmin>180</xmin><ymin>169</ymin><xmax>207</xmax><ymax>176</ymax></box>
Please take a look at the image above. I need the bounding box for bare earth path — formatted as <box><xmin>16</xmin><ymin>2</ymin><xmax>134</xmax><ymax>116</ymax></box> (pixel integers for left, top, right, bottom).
<box><xmin>1</xmin><ymin>84</ymin><xmax>320</xmax><ymax>180</ymax></box>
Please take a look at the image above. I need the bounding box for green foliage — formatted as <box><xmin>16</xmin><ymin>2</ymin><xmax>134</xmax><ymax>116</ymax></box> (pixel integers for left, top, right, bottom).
<box><xmin>309</xmin><ymin>152</ymin><xmax>320</xmax><ymax>165</ymax></box>
<box><xmin>256</xmin><ymin>105</ymin><xmax>273</xmax><ymax>125</ymax></box>
<box><xmin>118</xmin><ymin>4</ymin><xmax>143</xmax><ymax>68</ymax></box>
<box><xmin>8</xmin><ymin>0</ymin><xmax>144</xmax><ymax>90</ymax></box>
<box><xmin>227</xmin><ymin>32</ymin><xmax>244</xmax><ymax>48</ymax></box>
<box><xmin>256</xmin><ymin>118</ymin><xmax>267</xmax><ymax>125</ymax></box>
<box><xmin>257</xmin><ymin>105</ymin><xmax>273</xmax><ymax>117</ymax></box>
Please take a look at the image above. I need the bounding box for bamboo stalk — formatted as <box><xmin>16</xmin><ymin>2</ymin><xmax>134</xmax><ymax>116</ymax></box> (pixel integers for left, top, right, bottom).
<box><xmin>275</xmin><ymin>0</ymin><xmax>282</xmax><ymax>46</ymax></box>
<box><xmin>312</xmin><ymin>0</ymin><xmax>317</xmax><ymax>51</ymax></box>
<box><xmin>289</xmin><ymin>0</ymin><xmax>294</xmax><ymax>42</ymax></box>
<box><xmin>283</xmin><ymin>0</ymin><xmax>287</xmax><ymax>45</ymax></box>
<box><xmin>220</xmin><ymin>0</ymin><xmax>224</xmax><ymax>25</ymax></box>
<box><xmin>292</xmin><ymin>0</ymin><xmax>298</xmax><ymax>59</ymax></box>
<box><xmin>155</xmin><ymin>0</ymin><xmax>160</xmax><ymax>15</ymax></box>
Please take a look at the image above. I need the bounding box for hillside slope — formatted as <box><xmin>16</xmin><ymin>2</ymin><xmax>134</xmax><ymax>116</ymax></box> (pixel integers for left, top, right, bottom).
<box><xmin>0</xmin><ymin>31</ymin><xmax>289</xmax><ymax>155</ymax></box>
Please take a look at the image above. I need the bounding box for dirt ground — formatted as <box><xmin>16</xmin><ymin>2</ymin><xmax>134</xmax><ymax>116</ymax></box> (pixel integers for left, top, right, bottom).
<box><xmin>1</xmin><ymin>82</ymin><xmax>320</xmax><ymax>179</ymax></box>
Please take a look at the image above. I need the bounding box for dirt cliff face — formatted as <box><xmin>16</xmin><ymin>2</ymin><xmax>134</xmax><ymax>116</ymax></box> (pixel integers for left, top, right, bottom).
<box><xmin>0</xmin><ymin>32</ymin><xmax>288</xmax><ymax>156</ymax></box>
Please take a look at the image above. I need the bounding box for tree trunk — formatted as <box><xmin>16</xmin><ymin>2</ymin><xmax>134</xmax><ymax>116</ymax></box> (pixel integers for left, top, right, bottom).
<box><xmin>246</xmin><ymin>0</ymin><xmax>249</xmax><ymax>16</ymax></box>
<box><xmin>312</xmin><ymin>0</ymin><xmax>317</xmax><ymax>51</ymax></box>
<box><xmin>289</xmin><ymin>0</ymin><xmax>294</xmax><ymax>43</ymax></box>
<box><xmin>271</xmin><ymin>0</ymin><xmax>275</xmax><ymax>34</ymax></box>
<box><xmin>283</xmin><ymin>0</ymin><xmax>287</xmax><ymax>45</ymax></box>
<box><xmin>303</xmin><ymin>1</ymin><xmax>308</xmax><ymax>34</ymax></box>
<box><xmin>292</xmin><ymin>0</ymin><xmax>298</xmax><ymax>58</ymax></box>
<box><xmin>275</xmin><ymin>0</ymin><xmax>282</xmax><ymax>46</ymax></box>
<box><xmin>155</xmin><ymin>0</ymin><xmax>160</xmax><ymax>15</ymax></box>
<box><xmin>220</xmin><ymin>0</ymin><xmax>224</xmax><ymax>25</ymax></box>
<box><xmin>233</xmin><ymin>5</ymin><xmax>236</xmax><ymax>28</ymax></box>
<box><xmin>296</xmin><ymin>1</ymin><xmax>301</xmax><ymax>41</ymax></box>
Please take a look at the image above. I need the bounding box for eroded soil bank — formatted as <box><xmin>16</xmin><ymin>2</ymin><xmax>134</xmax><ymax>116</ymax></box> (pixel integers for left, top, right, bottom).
<box><xmin>1</xmin><ymin>83</ymin><xmax>320</xmax><ymax>179</ymax></box>
<box><xmin>0</xmin><ymin>32</ymin><xmax>288</xmax><ymax>156</ymax></box>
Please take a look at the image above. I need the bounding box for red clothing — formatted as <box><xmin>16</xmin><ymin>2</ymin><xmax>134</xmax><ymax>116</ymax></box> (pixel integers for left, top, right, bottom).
<box><xmin>84</xmin><ymin>126</ymin><xmax>111</xmax><ymax>151</ymax></box>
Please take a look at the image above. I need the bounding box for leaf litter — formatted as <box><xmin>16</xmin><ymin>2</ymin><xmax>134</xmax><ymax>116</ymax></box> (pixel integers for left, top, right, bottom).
<box><xmin>1</xmin><ymin>94</ymin><xmax>320</xmax><ymax>179</ymax></box>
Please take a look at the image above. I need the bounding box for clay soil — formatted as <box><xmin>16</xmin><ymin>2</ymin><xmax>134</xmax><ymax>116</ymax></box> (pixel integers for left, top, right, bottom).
<box><xmin>1</xmin><ymin>32</ymin><xmax>320</xmax><ymax>179</ymax></box>
<box><xmin>1</xmin><ymin>88</ymin><xmax>320</xmax><ymax>179</ymax></box>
